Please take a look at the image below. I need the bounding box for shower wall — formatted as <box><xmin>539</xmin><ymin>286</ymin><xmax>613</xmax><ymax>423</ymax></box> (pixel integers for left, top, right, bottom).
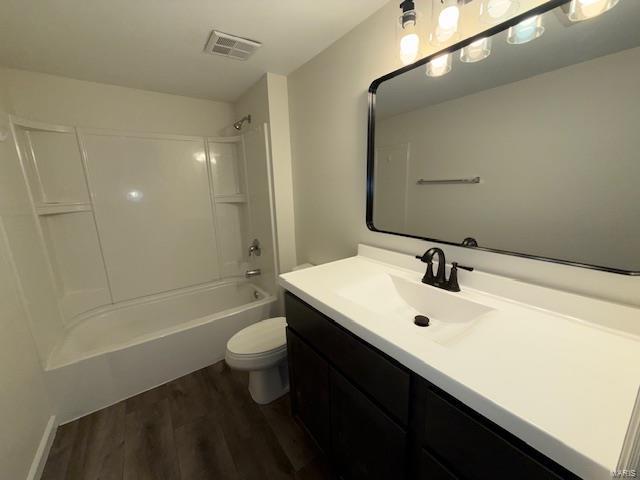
<box><xmin>10</xmin><ymin>117</ymin><xmax>276</xmax><ymax>352</ymax></box>
<box><xmin>242</xmin><ymin>125</ymin><xmax>278</xmax><ymax>295</ymax></box>
<box><xmin>82</xmin><ymin>132</ymin><xmax>221</xmax><ymax>302</ymax></box>
<box><xmin>0</xmin><ymin>68</ymin><xmax>284</xmax><ymax>366</ymax></box>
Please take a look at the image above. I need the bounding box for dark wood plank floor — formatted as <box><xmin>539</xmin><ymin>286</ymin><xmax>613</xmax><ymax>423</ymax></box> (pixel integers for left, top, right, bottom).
<box><xmin>41</xmin><ymin>361</ymin><xmax>333</xmax><ymax>480</ymax></box>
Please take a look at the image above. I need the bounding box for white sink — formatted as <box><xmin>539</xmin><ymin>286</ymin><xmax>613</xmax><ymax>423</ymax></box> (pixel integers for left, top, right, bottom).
<box><xmin>337</xmin><ymin>273</ymin><xmax>494</xmax><ymax>346</ymax></box>
<box><xmin>279</xmin><ymin>245</ymin><xmax>640</xmax><ymax>480</ymax></box>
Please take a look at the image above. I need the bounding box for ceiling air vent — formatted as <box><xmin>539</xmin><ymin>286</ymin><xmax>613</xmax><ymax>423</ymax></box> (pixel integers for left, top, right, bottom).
<box><xmin>204</xmin><ymin>30</ymin><xmax>262</xmax><ymax>60</ymax></box>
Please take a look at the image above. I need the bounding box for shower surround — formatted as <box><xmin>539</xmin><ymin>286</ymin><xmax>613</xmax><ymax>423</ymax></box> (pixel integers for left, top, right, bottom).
<box><xmin>10</xmin><ymin>116</ymin><xmax>279</xmax><ymax>421</ymax></box>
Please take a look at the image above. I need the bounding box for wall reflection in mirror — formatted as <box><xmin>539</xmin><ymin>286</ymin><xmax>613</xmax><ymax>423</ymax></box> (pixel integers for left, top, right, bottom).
<box><xmin>370</xmin><ymin>0</ymin><xmax>639</xmax><ymax>273</ymax></box>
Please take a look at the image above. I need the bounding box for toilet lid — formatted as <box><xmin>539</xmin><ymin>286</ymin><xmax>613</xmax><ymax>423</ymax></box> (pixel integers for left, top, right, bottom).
<box><xmin>227</xmin><ymin>317</ymin><xmax>287</xmax><ymax>356</ymax></box>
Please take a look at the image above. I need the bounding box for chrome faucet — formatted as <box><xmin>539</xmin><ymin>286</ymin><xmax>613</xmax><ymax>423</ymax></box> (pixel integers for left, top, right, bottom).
<box><xmin>248</xmin><ymin>238</ymin><xmax>261</xmax><ymax>257</ymax></box>
<box><xmin>245</xmin><ymin>268</ymin><xmax>261</xmax><ymax>278</ymax></box>
<box><xmin>415</xmin><ymin>248</ymin><xmax>473</xmax><ymax>292</ymax></box>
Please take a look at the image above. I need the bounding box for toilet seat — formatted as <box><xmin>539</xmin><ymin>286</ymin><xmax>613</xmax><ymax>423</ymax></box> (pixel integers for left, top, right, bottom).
<box><xmin>226</xmin><ymin>317</ymin><xmax>287</xmax><ymax>371</ymax></box>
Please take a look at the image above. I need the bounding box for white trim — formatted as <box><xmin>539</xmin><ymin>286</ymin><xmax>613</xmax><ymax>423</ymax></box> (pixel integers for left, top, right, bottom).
<box><xmin>78</xmin><ymin>127</ymin><xmax>204</xmax><ymax>142</ymax></box>
<box><xmin>35</xmin><ymin>202</ymin><xmax>92</xmax><ymax>216</ymax></box>
<box><xmin>10</xmin><ymin>116</ymin><xmax>74</xmax><ymax>134</ymax></box>
<box><xmin>207</xmin><ymin>135</ymin><xmax>242</xmax><ymax>143</ymax></box>
<box><xmin>26</xmin><ymin>415</ymin><xmax>57</xmax><ymax>480</ymax></box>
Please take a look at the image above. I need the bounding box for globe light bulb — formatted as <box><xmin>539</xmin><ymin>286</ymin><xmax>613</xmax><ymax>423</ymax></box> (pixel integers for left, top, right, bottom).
<box><xmin>400</xmin><ymin>32</ymin><xmax>420</xmax><ymax>65</ymax></box>
<box><xmin>460</xmin><ymin>37</ymin><xmax>492</xmax><ymax>63</ymax></box>
<box><xmin>568</xmin><ymin>0</ymin><xmax>620</xmax><ymax>21</ymax></box>
<box><xmin>507</xmin><ymin>15</ymin><xmax>545</xmax><ymax>44</ymax></box>
<box><xmin>426</xmin><ymin>53</ymin><xmax>452</xmax><ymax>77</ymax></box>
<box><xmin>488</xmin><ymin>0</ymin><xmax>517</xmax><ymax>19</ymax></box>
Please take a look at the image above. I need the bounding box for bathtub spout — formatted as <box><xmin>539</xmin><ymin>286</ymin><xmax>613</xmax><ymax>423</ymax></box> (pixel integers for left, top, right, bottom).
<box><xmin>245</xmin><ymin>269</ymin><xmax>262</xmax><ymax>278</ymax></box>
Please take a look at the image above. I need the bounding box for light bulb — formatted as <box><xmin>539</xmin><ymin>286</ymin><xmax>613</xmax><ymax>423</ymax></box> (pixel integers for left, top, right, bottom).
<box><xmin>568</xmin><ymin>0</ymin><xmax>619</xmax><ymax>21</ymax></box>
<box><xmin>438</xmin><ymin>5</ymin><xmax>460</xmax><ymax>30</ymax></box>
<box><xmin>481</xmin><ymin>0</ymin><xmax>520</xmax><ymax>22</ymax></box>
<box><xmin>460</xmin><ymin>37</ymin><xmax>492</xmax><ymax>63</ymax></box>
<box><xmin>434</xmin><ymin>4</ymin><xmax>460</xmax><ymax>43</ymax></box>
<box><xmin>507</xmin><ymin>15</ymin><xmax>545</xmax><ymax>44</ymax></box>
<box><xmin>488</xmin><ymin>0</ymin><xmax>511</xmax><ymax>18</ymax></box>
<box><xmin>426</xmin><ymin>53</ymin><xmax>452</xmax><ymax>77</ymax></box>
<box><xmin>400</xmin><ymin>32</ymin><xmax>420</xmax><ymax>65</ymax></box>
<box><xmin>397</xmin><ymin>1</ymin><xmax>420</xmax><ymax>65</ymax></box>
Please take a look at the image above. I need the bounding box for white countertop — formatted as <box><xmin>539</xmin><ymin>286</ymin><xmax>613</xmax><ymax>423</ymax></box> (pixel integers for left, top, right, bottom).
<box><xmin>279</xmin><ymin>245</ymin><xmax>640</xmax><ymax>480</ymax></box>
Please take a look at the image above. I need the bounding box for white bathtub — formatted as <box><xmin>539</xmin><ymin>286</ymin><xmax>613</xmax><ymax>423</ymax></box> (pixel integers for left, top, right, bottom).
<box><xmin>45</xmin><ymin>280</ymin><xmax>277</xmax><ymax>423</ymax></box>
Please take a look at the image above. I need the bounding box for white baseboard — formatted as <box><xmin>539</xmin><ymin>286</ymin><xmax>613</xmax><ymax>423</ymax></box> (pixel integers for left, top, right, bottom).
<box><xmin>26</xmin><ymin>415</ymin><xmax>57</xmax><ymax>480</ymax></box>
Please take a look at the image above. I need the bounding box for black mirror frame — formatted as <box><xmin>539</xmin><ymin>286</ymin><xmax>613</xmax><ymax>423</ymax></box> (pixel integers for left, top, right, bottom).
<box><xmin>366</xmin><ymin>0</ymin><xmax>640</xmax><ymax>276</ymax></box>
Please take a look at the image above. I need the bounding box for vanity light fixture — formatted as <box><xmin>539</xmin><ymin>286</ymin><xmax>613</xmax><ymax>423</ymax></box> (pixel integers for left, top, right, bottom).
<box><xmin>507</xmin><ymin>15</ymin><xmax>545</xmax><ymax>44</ymax></box>
<box><xmin>426</xmin><ymin>52</ymin><xmax>453</xmax><ymax>77</ymax></box>
<box><xmin>565</xmin><ymin>0</ymin><xmax>620</xmax><ymax>21</ymax></box>
<box><xmin>480</xmin><ymin>0</ymin><xmax>520</xmax><ymax>23</ymax></box>
<box><xmin>399</xmin><ymin>0</ymin><xmax>420</xmax><ymax>65</ymax></box>
<box><xmin>460</xmin><ymin>37</ymin><xmax>492</xmax><ymax>62</ymax></box>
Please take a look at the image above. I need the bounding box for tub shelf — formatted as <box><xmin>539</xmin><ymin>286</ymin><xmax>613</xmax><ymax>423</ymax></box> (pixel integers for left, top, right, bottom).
<box><xmin>35</xmin><ymin>202</ymin><xmax>92</xmax><ymax>216</ymax></box>
<box><xmin>215</xmin><ymin>194</ymin><xmax>247</xmax><ymax>204</ymax></box>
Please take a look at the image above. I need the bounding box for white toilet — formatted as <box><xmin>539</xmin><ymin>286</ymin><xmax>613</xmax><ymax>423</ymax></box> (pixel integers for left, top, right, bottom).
<box><xmin>225</xmin><ymin>263</ymin><xmax>313</xmax><ymax>404</ymax></box>
<box><xmin>225</xmin><ymin>316</ymin><xmax>289</xmax><ymax>404</ymax></box>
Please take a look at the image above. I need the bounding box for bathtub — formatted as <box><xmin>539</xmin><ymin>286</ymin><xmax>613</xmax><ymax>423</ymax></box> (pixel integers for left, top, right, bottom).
<box><xmin>45</xmin><ymin>280</ymin><xmax>277</xmax><ymax>423</ymax></box>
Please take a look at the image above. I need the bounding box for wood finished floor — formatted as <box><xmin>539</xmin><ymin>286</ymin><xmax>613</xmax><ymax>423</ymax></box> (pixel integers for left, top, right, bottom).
<box><xmin>41</xmin><ymin>361</ymin><xmax>333</xmax><ymax>480</ymax></box>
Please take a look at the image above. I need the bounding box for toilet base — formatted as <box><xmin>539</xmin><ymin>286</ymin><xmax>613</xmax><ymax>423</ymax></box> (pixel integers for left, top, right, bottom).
<box><xmin>248</xmin><ymin>361</ymin><xmax>290</xmax><ymax>405</ymax></box>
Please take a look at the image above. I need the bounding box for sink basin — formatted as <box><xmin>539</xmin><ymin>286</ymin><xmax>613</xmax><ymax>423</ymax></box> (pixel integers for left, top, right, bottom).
<box><xmin>389</xmin><ymin>275</ymin><xmax>493</xmax><ymax>323</ymax></box>
<box><xmin>337</xmin><ymin>273</ymin><xmax>494</xmax><ymax>345</ymax></box>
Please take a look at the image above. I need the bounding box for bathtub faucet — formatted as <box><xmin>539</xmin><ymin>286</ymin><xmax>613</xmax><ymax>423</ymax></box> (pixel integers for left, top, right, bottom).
<box><xmin>248</xmin><ymin>238</ymin><xmax>261</xmax><ymax>257</ymax></box>
<box><xmin>245</xmin><ymin>269</ymin><xmax>262</xmax><ymax>278</ymax></box>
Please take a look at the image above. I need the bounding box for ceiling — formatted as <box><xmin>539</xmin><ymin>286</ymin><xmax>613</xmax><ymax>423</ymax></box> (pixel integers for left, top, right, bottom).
<box><xmin>0</xmin><ymin>0</ymin><xmax>390</xmax><ymax>102</ymax></box>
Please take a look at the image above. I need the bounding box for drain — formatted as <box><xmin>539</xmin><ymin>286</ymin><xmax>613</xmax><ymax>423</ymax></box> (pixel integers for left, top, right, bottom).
<box><xmin>414</xmin><ymin>315</ymin><xmax>430</xmax><ymax>327</ymax></box>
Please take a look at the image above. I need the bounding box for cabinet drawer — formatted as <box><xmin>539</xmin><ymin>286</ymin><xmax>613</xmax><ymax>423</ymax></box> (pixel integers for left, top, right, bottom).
<box><xmin>285</xmin><ymin>292</ymin><xmax>410</xmax><ymax>425</ymax></box>
<box><xmin>422</xmin><ymin>387</ymin><xmax>571</xmax><ymax>480</ymax></box>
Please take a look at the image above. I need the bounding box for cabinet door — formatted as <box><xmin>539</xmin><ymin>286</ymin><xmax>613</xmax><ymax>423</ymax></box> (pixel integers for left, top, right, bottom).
<box><xmin>420</xmin><ymin>384</ymin><xmax>574</xmax><ymax>480</ymax></box>
<box><xmin>330</xmin><ymin>368</ymin><xmax>407</xmax><ymax>480</ymax></box>
<box><xmin>416</xmin><ymin>449</ymin><xmax>458</xmax><ymax>480</ymax></box>
<box><xmin>287</xmin><ymin>328</ymin><xmax>331</xmax><ymax>451</ymax></box>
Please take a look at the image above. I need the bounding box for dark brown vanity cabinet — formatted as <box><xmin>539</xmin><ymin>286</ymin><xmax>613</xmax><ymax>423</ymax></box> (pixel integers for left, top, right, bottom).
<box><xmin>330</xmin><ymin>368</ymin><xmax>407</xmax><ymax>480</ymax></box>
<box><xmin>285</xmin><ymin>292</ymin><xmax>580</xmax><ymax>480</ymax></box>
<box><xmin>286</xmin><ymin>328</ymin><xmax>331</xmax><ymax>451</ymax></box>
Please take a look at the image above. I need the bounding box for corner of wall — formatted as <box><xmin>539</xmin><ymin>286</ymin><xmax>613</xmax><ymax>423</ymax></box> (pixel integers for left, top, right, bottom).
<box><xmin>265</xmin><ymin>73</ymin><xmax>298</xmax><ymax>273</ymax></box>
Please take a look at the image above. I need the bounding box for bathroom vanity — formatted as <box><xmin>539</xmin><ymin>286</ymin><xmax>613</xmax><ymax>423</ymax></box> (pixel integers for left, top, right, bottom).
<box><xmin>279</xmin><ymin>245</ymin><xmax>640</xmax><ymax>480</ymax></box>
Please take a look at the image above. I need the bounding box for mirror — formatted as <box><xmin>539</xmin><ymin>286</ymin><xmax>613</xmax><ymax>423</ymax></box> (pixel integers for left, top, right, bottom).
<box><xmin>368</xmin><ymin>0</ymin><xmax>640</xmax><ymax>274</ymax></box>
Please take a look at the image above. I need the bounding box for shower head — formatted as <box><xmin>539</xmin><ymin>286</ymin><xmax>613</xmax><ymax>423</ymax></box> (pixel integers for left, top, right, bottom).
<box><xmin>233</xmin><ymin>115</ymin><xmax>252</xmax><ymax>130</ymax></box>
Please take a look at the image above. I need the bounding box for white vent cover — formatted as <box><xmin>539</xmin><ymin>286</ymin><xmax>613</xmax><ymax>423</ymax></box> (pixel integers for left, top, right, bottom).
<box><xmin>204</xmin><ymin>30</ymin><xmax>262</xmax><ymax>60</ymax></box>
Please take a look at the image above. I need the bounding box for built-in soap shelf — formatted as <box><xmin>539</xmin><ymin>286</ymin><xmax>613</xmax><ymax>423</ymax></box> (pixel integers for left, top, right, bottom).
<box><xmin>35</xmin><ymin>202</ymin><xmax>92</xmax><ymax>216</ymax></box>
<box><xmin>214</xmin><ymin>194</ymin><xmax>247</xmax><ymax>204</ymax></box>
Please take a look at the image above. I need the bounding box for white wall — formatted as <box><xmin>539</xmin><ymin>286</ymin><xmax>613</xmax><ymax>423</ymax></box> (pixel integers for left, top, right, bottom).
<box><xmin>265</xmin><ymin>74</ymin><xmax>297</xmax><ymax>273</ymax></box>
<box><xmin>0</xmin><ymin>113</ymin><xmax>54</xmax><ymax>480</ymax></box>
<box><xmin>376</xmin><ymin>46</ymin><xmax>640</xmax><ymax>271</ymax></box>
<box><xmin>287</xmin><ymin>1</ymin><xmax>640</xmax><ymax>306</ymax></box>
<box><xmin>0</xmin><ymin>67</ymin><xmax>234</xmax><ymax>136</ymax></box>
<box><xmin>234</xmin><ymin>74</ymin><xmax>298</xmax><ymax>274</ymax></box>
